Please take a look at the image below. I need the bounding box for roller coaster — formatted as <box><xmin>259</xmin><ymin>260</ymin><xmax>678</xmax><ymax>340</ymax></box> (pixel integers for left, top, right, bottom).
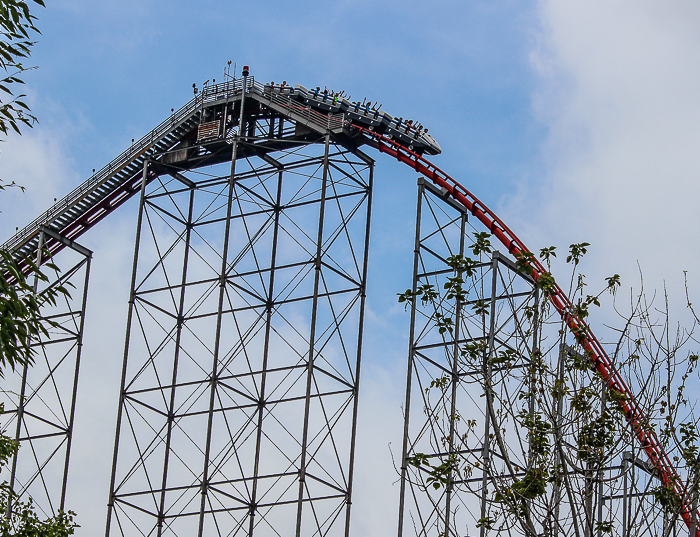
<box><xmin>1</xmin><ymin>67</ymin><xmax>697</xmax><ymax>537</ymax></box>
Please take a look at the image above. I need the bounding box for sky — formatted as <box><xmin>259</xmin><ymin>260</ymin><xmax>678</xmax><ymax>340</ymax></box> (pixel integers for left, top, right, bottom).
<box><xmin>1</xmin><ymin>0</ymin><xmax>700</xmax><ymax>535</ymax></box>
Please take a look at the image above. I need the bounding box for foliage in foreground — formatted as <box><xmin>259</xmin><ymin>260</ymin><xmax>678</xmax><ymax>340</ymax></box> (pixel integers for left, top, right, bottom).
<box><xmin>0</xmin><ymin>251</ymin><xmax>76</xmax><ymax>535</ymax></box>
<box><xmin>0</xmin><ymin>250</ymin><xmax>63</xmax><ymax>372</ymax></box>
<box><xmin>0</xmin><ymin>0</ymin><xmax>44</xmax><ymax>138</ymax></box>
<box><xmin>399</xmin><ymin>236</ymin><xmax>700</xmax><ymax>536</ymax></box>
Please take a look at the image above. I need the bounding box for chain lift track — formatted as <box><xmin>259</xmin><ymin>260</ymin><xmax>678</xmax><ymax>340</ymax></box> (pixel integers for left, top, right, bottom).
<box><xmin>2</xmin><ymin>71</ymin><xmax>697</xmax><ymax>534</ymax></box>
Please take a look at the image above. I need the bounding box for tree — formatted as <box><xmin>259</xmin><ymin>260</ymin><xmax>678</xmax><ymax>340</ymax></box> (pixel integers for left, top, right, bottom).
<box><xmin>0</xmin><ymin>0</ymin><xmax>42</xmax><ymax>138</ymax></box>
<box><xmin>0</xmin><ymin>251</ymin><xmax>51</xmax><ymax>370</ymax></box>
<box><xmin>0</xmin><ymin>0</ymin><xmax>77</xmax><ymax>534</ymax></box>
<box><xmin>0</xmin><ymin>0</ymin><xmax>47</xmax><ymax>371</ymax></box>
<box><xmin>398</xmin><ymin>237</ymin><xmax>700</xmax><ymax>537</ymax></box>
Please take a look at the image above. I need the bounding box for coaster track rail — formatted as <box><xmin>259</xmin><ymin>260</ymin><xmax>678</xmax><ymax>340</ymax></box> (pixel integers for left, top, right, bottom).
<box><xmin>354</xmin><ymin>125</ymin><xmax>699</xmax><ymax>536</ymax></box>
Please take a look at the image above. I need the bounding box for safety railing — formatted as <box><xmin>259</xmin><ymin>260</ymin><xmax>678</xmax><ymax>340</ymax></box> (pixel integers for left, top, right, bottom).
<box><xmin>254</xmin><ymin>81</ymin><xmax>345</xmax><ymax>132</ymax></box>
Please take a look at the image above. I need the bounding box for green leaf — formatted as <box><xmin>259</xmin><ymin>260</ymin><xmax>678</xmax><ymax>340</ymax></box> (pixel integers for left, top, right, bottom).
<box><xmin>469</xmin><ymin>231</ymin><xmax>492</xmax><ymax>257</ymax></box>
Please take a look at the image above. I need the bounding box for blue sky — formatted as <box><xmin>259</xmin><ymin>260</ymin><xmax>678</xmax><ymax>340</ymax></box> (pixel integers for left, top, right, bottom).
<box><xmin>23</xmin><ymin>0</ymin><xmax>541</xmax><ymax>199</ymax></box>
<box><xmin>2</xmin><ymin>1</ymin><xmax>700</xmax><ymax>535</ymax></box>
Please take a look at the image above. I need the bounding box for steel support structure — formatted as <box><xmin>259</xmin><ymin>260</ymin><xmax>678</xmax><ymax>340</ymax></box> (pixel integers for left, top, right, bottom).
<box><xmin>396</xmin><ymin>178</ymin><xmax>682</xmax><ymax>537</ymax></box>
<box><xmin>397</xmin><ymin>178</ymin><xmax>538</xmax><ymax>537</ymax></box>
<box><xmin>606</xmin><ymin>450</ymin><xmax>673</xmax><ymax>537</ymax></box>
<box><xmin>105</xmin><ymin>129</ymin><xmax>373</xmax><ymax>537</ymax></box>
<box><xmin>2</xmin><ymin>74</ymin><xmax>694</xmax><ymax>537</ymax></box>
<box><xmin>0</xmin><ymin>227</ymin><xmax>91</xmax><ymax>518</ymax></box>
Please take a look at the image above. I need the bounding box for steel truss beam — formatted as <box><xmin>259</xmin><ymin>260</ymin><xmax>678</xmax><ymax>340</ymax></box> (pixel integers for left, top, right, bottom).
<box><xmin>397</xmin><ymin>178</ymin><xmax>538</xmax><ymax>537</ymax></box>
<box><xmin>397</xmin><ymin>179</ymin><xmax>680</xmax><ymax>537</ymax></box>
<box><xmin>105</xmin><ymin>131</ymin><xmax>373</xmax><ymax>537</ymax></box>
<box><xmin>0</xmin><ymin>227</ymin><xmax>91</xmax><ymax>518</ymax></box>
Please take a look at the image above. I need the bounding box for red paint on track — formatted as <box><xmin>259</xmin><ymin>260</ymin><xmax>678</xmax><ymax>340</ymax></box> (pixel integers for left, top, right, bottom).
<box><xmin>356</xmin><ymin>126</ymin><xmax>699</xmax><ymax>534</ymax></box>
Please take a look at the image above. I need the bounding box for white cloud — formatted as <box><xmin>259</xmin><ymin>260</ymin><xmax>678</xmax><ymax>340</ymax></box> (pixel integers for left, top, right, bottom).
<box><xmin>512</xmin><ymin>0</ymin><xmax>700</xmax><ymax>310</ymax></box>
<box><xmin>0</xmin><ymin>127</ymin><xmax>80</xmax><ymax>233</ymax></box>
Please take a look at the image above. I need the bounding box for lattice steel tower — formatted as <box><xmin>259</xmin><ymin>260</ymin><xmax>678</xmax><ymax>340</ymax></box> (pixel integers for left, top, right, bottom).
<box><xmin>105</xmin><ymin>81</ymin><xmax>374</xmax><ymax>536</ymax></box>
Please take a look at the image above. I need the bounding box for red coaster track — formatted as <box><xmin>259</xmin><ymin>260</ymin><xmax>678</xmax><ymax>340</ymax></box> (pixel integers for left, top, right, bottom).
<box><xmin>355</xmin><ymin>125</ymin><xmax>699</xmax><ymax>535</ymax></box>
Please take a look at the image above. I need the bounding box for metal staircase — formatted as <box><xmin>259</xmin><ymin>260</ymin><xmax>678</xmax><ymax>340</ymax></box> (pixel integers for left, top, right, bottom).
<box><xmin>2</xmin><ymin>88</ymin><xmax>204</xmax><ymax>262</ymax></box>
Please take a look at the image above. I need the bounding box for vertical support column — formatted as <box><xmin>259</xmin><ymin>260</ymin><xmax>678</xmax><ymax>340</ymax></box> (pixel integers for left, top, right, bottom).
<box><xmin>397</xmin><ymin>179</ymin><xmax>425</xmax><ymax>537</ymax></box>
<box><xmin>552</xmin><ymin>344</ymin><xmax>566</xmax><ymax>537</ymax></box>
<box><xmin>247</xmin><ymin>165</ymin><xmax>284</xmax><ymax>537</ymax></box>
<box><xmin>479</xmin><ymin>254</ymin><xmax>499</xmax><ymax>537</ymax></box>
<box><xmin>105</xmin><ymin>159</ymin><xmax>150</xmax><ymax>537</ymax></box>
<box><xmin>343</xmin><ymin>158</ymin><xmax>374</xmax><ymax>537</ymax></box>
<box><xmin>198</xmin><ymin>118</ymin><xmax>242</xmax><ymax>537</ymax></box>
<box><xmin>526</xmin><ymin>284</ymin><xmax>541</xmax><ymax>528</ymax></box>
<box><xmin>596</xmin><ymin>382</ymin><xmax>606</xmax><ymax>537</ymax></box>
<box><xmin>156</xmin><ymin>185</ymin><xmax>195</xmax><ymax>537</ymax></box>
<box><xmin>197</xmin><ymin>71</ymin><xmax>248</xmax><ymax>535</ymax></box>
<box><xmin>622</xmin><ymin>453</ymin><xmax>629</xmax><ymax>537</ymax></box>
<box><xmin>631</xmin><ymin>453</ymin><xmax>637</xmax><ymax>536</ymax></box>
<box><xmin>60</xmin><ymin>240</ymin><xmax>91</xmax><ymax>511</ymax></box>
<box><xmin>295</xmin><ymin>134</ymin><xmax>331</xmax><ymax>537</ymax></box>
<box><xmin>443</xmin><ymin>210</ymin><xmax>468</xmax><ymax>536</ymax></box>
